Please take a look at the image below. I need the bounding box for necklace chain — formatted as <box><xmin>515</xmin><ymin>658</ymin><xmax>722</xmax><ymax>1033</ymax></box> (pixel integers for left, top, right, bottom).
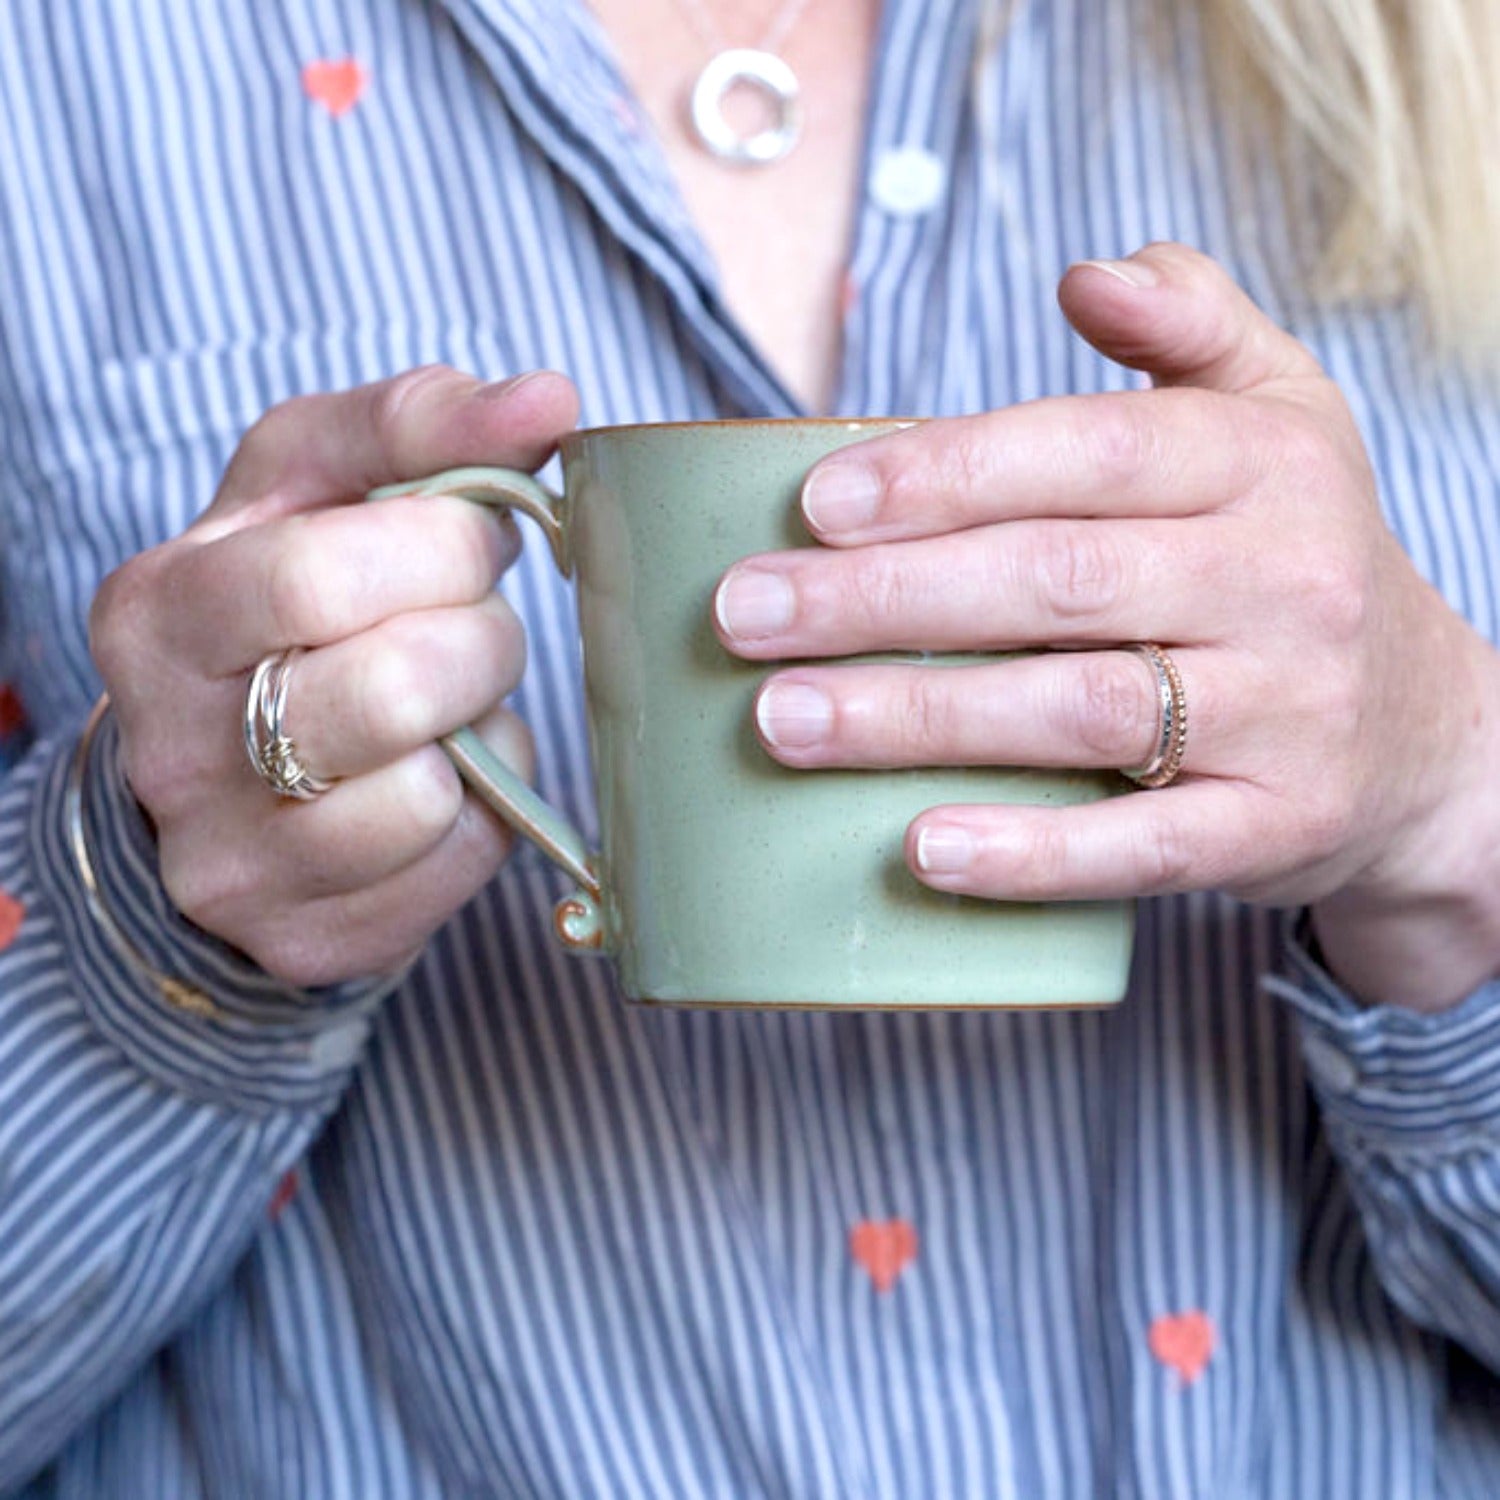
<box><xmin>671</xmin><ymin>0</ymin><xmax>815</xmax><ymax>59</ymax></box>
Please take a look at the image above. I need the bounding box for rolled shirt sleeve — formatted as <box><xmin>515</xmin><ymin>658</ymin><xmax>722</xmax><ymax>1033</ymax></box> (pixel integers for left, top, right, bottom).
<box><xmin>38</xmin><ymin>711</ymin><xmax>401</xmax><ymax>1114</ymax></box>
<box><xmin>1269</xmin><ymin>917</ymin><xmax>1500</xmax><ymax>1372</ymax></box>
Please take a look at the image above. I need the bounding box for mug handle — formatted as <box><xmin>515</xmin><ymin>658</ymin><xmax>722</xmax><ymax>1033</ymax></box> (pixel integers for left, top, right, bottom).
<box><xmin>367</xmin><ymin>465</ymin><xmax>605</xmax><ymax>952</ymax></box>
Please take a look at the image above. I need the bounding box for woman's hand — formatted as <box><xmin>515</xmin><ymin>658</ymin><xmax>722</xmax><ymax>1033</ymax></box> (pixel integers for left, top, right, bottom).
<box><xmin>90</xmin><ymin>366</ymin><xmax>579</xmax><ymax>987</ymax></box>
<box><xmin>713</xmin><ymin>244</ymin><xmax>1500</xmax><ymax>1010</ymax></box>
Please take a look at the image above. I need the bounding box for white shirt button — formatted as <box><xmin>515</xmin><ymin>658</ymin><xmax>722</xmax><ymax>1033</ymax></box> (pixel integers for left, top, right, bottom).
<box><xmin>1301</xmin><ymin>1032</ymin><xmax>1361</xmax><ymax>1095</ymax></box>
<box><xmin>869</xmin><ymin>146</ymin><xmax>947</xmax><ymax>217</ymax></box>
<box><xmin>307</xmin><ymin>1019</ymin><xmax>370</xmax><ymax>1071</ymax></box>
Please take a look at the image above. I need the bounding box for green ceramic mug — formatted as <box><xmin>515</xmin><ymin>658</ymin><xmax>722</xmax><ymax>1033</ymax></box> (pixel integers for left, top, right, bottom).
<box><xmin>375</xmin><ymin>419</ymin><xmax>1134</xmax><ymax>1009</ymax></box>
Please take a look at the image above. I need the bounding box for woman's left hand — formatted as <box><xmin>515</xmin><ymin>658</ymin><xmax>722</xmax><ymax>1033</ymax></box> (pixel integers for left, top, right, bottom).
<box><xmin>713</xmin><ymin>243</ymin><xmax>1500</xmax><ymax>1010</ymax></box>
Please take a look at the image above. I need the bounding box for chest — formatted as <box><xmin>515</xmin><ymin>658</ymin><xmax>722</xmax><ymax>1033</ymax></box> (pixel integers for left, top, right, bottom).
<box><xmin>584</xmin><ymin>0</ymin><xmax>881</xmax><ymax>407</ymax></box>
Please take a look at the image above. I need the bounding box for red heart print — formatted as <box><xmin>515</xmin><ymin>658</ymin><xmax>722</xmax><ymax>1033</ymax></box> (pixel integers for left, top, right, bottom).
<box><xmin>0</xmin><ymin>890</ymin><xmax>23</xmax><ymax>952</ymax></box>
<box><xmin>0</xmin><ymin>683</ymin><xmax>24</xmax><ymax>737</ymax></box>
<box><xmin>302</xmin><ymin>58</ymin><xmax>367</xmax><ymax>118</ymax></box>
<box><xmin>1148</xmin><ymin>1310</ymin><xmax>1216</xmax><ymax>1385</ymax></box>
<box><xmin>849</xmin><ymin>1218</ymin><xmax>918</xmax><ymax>1293</ymax></box>
<box><xmin>268</xmin><ymin>1169</ymin><xmax>300</xmax><ymax>1221</ymax></box>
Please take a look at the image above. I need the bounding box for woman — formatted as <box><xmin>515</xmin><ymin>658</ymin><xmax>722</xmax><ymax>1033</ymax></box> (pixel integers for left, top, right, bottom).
<box><xmin>1</xmin><ymin>0</ymin><xmax>1496</xmax><ymax>1494</ymax></box>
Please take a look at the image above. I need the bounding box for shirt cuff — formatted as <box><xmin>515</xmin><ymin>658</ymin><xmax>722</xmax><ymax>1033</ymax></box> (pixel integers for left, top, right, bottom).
<box><xmin>1265</xmin><ymin>912</ymin><xmax>1500</xmax><ymax>1155</ymax></box>
<box><xmin>34</xmin><ymin>714</ymin><xmax>400</xmax><ymax>1115</ymax></box>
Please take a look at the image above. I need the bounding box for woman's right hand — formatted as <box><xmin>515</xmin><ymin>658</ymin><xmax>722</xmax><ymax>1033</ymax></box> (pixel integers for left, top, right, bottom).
<box><xmin>88</xmin><ymin>366</ymin><xmax>579</xmax><ymax>988</ymax></box>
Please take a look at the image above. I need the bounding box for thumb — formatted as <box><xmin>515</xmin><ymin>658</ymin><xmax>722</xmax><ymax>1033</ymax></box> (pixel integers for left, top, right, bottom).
<box><xmin>201</xmin><ymin>366</ymin><xmax>580</xmax><ymax>533</ymax></box>
<box><xmin>1058</xmin><ymin>242</ymin><xmax>1322</xmax><ymax>392</ymax></box>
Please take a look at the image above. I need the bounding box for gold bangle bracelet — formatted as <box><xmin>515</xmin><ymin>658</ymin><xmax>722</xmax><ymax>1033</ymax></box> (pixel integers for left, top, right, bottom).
<box><xmin>65</xmin><ymin>694</ymin><xmax>224</xmax><ymax>1020</ymax></box>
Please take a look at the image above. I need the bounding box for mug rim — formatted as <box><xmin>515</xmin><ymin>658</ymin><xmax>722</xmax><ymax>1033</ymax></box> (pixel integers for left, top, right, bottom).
<box><xmin>560</xmin><ymin>415</ymin><xmax>919</xmax><ymax>451</ymax></box>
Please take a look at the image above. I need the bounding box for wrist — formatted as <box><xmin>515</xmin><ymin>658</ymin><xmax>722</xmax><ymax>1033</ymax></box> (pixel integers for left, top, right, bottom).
<box><xmin>40</xmin><ymin>701</ymin><xmax>399</xmax><ymax>1111</ymax></box>
<box><xmin>67</xmin><ymin>695</ymin><xmax>225</xmax><ymax>1019</ymax></box>
<box><xmin>1314</xmin><ymin>636</ymin><xmax>1500</xmax><ymax>1010</ymax></box>
<box><xmin>1268</xmin><ymin>915</ymin><xmax>1500</xmax><ymax>1155</ymax></box>
<box><xmin>1311</xmin><ymin>884</ymin><xmax>1500</xmax><ymax>1012</ymax></box>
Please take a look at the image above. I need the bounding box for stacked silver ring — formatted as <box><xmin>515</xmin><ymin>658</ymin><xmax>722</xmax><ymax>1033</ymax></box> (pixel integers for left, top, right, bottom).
<box><xmin>244</xmin><ymin>647</ymin><xmax>334</xmax><ymax>800</ymax></box>
<box><xmin>1124</xmin><ymin>642</ymin><xmax>1188</xmax><ymax>789</ymax></box>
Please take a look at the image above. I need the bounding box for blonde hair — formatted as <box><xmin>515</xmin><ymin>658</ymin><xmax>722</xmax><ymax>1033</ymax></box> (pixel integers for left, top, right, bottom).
<box><xmin>1201</xmin><ymin>0</ymin><xmax>1500</xmax><ymax>356</ymax></box>
<box><xmin>978</xmin><ymin>0</ymin><xmax>1500</xmax><ymax>357</ymax></box>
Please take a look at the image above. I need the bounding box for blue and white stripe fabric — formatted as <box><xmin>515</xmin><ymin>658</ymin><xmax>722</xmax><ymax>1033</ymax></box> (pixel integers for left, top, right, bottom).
<box><xmin>2</xmin><ymin>0</ymin><xmax>1499</xmax><ymax>1495</ymax></box>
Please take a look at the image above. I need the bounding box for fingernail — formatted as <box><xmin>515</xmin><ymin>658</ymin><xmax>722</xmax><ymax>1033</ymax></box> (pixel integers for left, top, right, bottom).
<box><xmin>715</xmin><ymin>568</ymin><xmax>795</xmax><ymax>641</ymax></box>
<box><xmin>476</xmin><ymin>370</ymin><xmax>547</xmax><ymax>400</ymax></box>
<box><xmin>915</xmin><ymin>824</ymin><xmax>975</xmax><ymax>875</ymax></box>
<box><xmin>1078</xmin><ymin>257</ymin><xmax>1159</xmax><ymax>289</ymax></box>
<box><xmin>802</xmin><ymin>463</ymin><xmax>881</xmax><ymax>535</ymax></box>
<box><xmin>755</xmin><ymin>681</ymin><xmax>833</xmax><ymax>749</ymax></box>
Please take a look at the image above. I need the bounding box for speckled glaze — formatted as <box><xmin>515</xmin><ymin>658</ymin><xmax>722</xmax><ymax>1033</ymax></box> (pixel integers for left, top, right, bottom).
<box><xmin>448</xmin><ymin>421</ymin><xmax>1132</xmax><ymax>1008</ymax></box>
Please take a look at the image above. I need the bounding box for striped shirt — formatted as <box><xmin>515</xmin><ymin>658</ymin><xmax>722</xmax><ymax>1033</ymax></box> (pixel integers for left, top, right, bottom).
<box><xmin>2</xmin><ymin>0</ymin><xmax>1499</xmax><ymax>1495</ymax></box>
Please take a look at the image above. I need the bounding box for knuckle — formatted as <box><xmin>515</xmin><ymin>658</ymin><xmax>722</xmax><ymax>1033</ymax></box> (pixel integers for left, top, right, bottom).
<box><xmin>449</xmin><ymin>503</ymin><xmax>510</xmax><ymax>592</ymax></box>
<box><xmin>450</xmin><ymin>790</ymin><xmax>515</xmax><ymax>868</ymax></box>
<box><xmin>1316</xmin><ymin>660</ymin><xmax>1365</xmax><ymax>727</ymax></box>
<box><xmin>1296</xmin><ymin>808</ymin><xmax>1343</xmax><ymax>869</ymax></box>
<box><xmin>916</xmin><ymin>427</ymin><xmax>994</xmax><ymax>519</ymax></box>
<box><xmin>489</xmin><ymin>708</ymin><xmax>537</xmax><ymax>785</ymax></box>
<box><xmin>158</xmin><ymin>842</ymin><xmax>239</xmax><ymax>935</ymax></box>
<box><xmin>87</xmin><ymin>564</ymin><xmax>130</xmax><ymax>646</ymax></box>
<box><xmin>1215</xmin><ymin>396</ymin><xmax>1281</xmax><ymax>493</ymax></box>
<box><xmin>1081</xmin><ymin>397</ymin><xmax>1161</xmax><ymax>493</ymax></box>
<box><xmin>417</xmin><ymin>508</ymin><xmax>497</xmax><ymax>603</ymax></box>
<box><xmin>1298</xmin><ymin>782</ymin><xmax>1358</xmax><ymax>864</ymax></box>
<box><xmin>1318</xmin><ymin>565</ymin><xmax>1370</xmax><ymax>644</ymax></box>
<box><xmin>1131</xmin><ymin>816</ymin><xmax>1197</xmax><ymax>892</ymax></box>
<box><xmin>478</xmin><ymin>599</ymin><xmax>528</xmax><ymax>694</ymax></box>
<box><xmin>119</xmin><ymin>735</ymin><xmax>195</xmax><ymax>819</ymax></box>
<box><xmin>252</xmin><ymin>926</ymin><xmax>338</xmax><ymax>989</ymax></box>
<box><xmin>888</xmin><ymin>420</ymin><xmax>996</xmax><ymax>525</ymax></box>
<box><xmin>370</xmin><ymin>365</ymin><xmax>462</xmax><ymax>472</ymax></box>
<box><xmin>1031</xmin><ymin>522</ymin><xmax>1123</xmax><ymax>623</ymax></box>
<box><xmin>354</xmin><ymin>646</ymin><xmax>438</xmax><ymax>754</ymax></box>
<box><xmin>391</xmin><ymin>746</ymin><xmax>466</xmax><ymax>845</ymax></box>
<box><xmin>1013</xmin><ymin>819</ymin><xmax>1072</xmax><ymax>897</ymax></box>
<box><xmin>896</xmin><ymin>671</ymin><xmax>956</xmax><ymax>755</ymax></box>
<box><xmin>1144</xmin><ymin>240</ymin><xmax>1210</xmax><ymax>282</ymax></box>
<box><xmin>847</xmin><ymin>554</ymin><xmax>922</xmax><ymax>636</ymax></box>
<box><xmin>880</xmin><ymin>454</ymin><xmax>930</xmax><ymax>521</ymax></box>
<box><xmin>262</xmin><ymin>520</ymin><xmax>347</xmax><ymax>643</ymax></box>
<box><xmin>1271</xmin><ymin>407</ymin><xmax>1334</xmax><ymax>479</ymax></box>
<box><xmin>1070</xmin><ymin>653</ymin><xmax>1153</xmax><ymax>761</ymax></box>
<box><xmin>88</xmin><ymin>553</ymin><xmax>163</xmax><ymax>686</ymax></box>
<box><xmin>237</xmin><ymin>394</ymin><xmax>314</xmax><ymax>462</ymax></box>
<box><xmin>1293</xmin><ymin>553</ymin><xmax>1369</xmax><ymax>643</ymax></box>
<box><xmin>1269</xmin><ymin>407</ymin><xmax>1363</xmax><ymax>511</ymax></box>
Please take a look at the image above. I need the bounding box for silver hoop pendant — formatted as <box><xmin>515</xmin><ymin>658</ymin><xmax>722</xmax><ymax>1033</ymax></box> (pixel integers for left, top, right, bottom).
<box><xmin>688</xmin><ymin>48</ymin><xmax>803</xmax><ymax>167</ymax></box>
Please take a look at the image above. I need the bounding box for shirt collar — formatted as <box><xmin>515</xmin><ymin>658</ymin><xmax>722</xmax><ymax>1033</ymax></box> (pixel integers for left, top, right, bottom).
<box><xmin>430</xmin><ymin>0</ymin><xmax>982</xmax><ymax>415</ymax></box>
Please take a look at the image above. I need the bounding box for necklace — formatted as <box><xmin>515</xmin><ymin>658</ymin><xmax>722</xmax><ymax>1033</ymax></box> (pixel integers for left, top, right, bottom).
<box><xmin>673</xmin><ymin>0</ymin><xmax>815</xmax><ymax>167</ymax></box>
